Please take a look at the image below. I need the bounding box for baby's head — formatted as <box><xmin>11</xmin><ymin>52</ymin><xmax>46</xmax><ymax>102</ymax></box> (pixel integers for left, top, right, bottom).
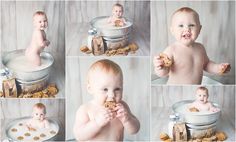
<box><xmin>112</xmin><ymin>3</ymin><xmax>124</xmax><ymax>18</ymax></box>
<box><xmin>196</xmin><ymin>86</ymin><xmax>209</xmax><ymax>104</ymax></box>
<box><xmin>32</xmin><ymin>103</ymin><xmax>46</xmax><ymax>121</ymax></box>
<box><xmin>87</xmin><ymin>59</ymin><xmax>123</xmax><ymax>105</ymax></box>
<box><xmin>170</xmin><ymin>7</ymin><xmax>202</xmax><ymax>45</ymax></box>
<box><xmin>33</xmin><ymin>11</ymin><xmax>48</xmax><ymax>30</ymax></box>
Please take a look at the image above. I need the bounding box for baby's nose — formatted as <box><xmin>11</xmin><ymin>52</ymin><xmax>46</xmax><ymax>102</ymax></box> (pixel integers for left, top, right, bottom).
<box><xmin>107</xmin><ymin>91</ymin><xmax>115</xmax><ymax>98</ymax></box>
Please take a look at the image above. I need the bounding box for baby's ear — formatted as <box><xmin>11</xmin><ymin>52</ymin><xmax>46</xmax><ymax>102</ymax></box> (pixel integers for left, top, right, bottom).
<box><xmin>87</xmin><ymin>83</ymin><xmax>92</xmax><ymax>94</ymax></box>
<box><xmin>170</xmin><ymin>26</ymin><xmax>174</xmax><ymax>35</ymax></box>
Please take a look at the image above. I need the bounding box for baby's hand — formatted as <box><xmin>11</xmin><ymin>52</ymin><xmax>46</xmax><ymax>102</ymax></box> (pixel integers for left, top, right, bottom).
<box><xmin>95</xmin><ymin>107</ymin><xmax>114</xmax><ymax>127</ymax></box>
<box><xmin>115</xmin><ymin>103</ymin><xmax>130</xmax><ymax>123</ymax></box>
<box><xmin>45</xmin><ymin>40</ymin><xmax>50</xmax><ymax>46</ymax></box>
<box><xmin>153</xmin><ymin>55</ymin><xmax>165</xmax><ymax>70</ymax></box>
<box><xmin>219</xmin><ymin>63</ymin><xmax>231</xmax><ymax>74</ymax></box>
<box><xmin>210</xmin><ymin>107</ymin><xmax>220</xmax><ymax>112</ymax></box>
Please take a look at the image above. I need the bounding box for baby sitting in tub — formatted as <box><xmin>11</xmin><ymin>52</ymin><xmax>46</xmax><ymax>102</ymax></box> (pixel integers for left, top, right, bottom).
<box><xmin>26</xmin><ymin>103</ymin><xmax>50</xmax><ymax>130</ymax></box>
<box><xmin>108</xmin><ymin>3</ymin><xmax>126</xmax><ymax>27</ymax></box>
<box><xmin>25</xmin><ymin>11</ymin><xmax>50</xmax><ymax>66</ymax></box>
<box><xmin>153</xmin><ymin>7</ymin><xmax>231</xmax><ymax>84</ymax></box>
<box><xmin>189</xmin><ymin>86</ymin><xmax>219</xmax><ymax>112</ymax></box>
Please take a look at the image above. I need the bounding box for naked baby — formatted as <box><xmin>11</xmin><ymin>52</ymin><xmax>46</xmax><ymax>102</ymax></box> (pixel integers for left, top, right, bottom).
<box><xmin>73</xmin><ymin>59</ymin><xmax>140</xmax><ymax>141</ymax></box>
<box><xmin>108</xmin><ymin>3</ymin><xmax>126</xmax><ymax>27</ymax></box>
<box><xmin>153</xmin><ymin>7</ymin><xmax>231</xmax><ymax>84</ymax></box>
<box><xmin>26</xmin><ymin>103</ymin><xmax>50</xmax><ymax>131</ymax></box>
<box><xmin>189</xmin><ymin>86</ymin><xmax>220</xmax><ymax>112</ymax></box>
<box><xmin>25</xmin><ymin>11</ymin><xmax>50</xmax><ymax>66</ymax></box>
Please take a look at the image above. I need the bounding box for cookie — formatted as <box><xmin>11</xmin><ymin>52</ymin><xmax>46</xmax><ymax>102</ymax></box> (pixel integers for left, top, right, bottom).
<box><xmin>11</xmin><ymin>128</ymin><xmax>17</xmax><ymax>132</ymax></box>
<box><xmin>128</xmin><ymin>43</ymin><xmax>138</xmax><ymax>51</ymax></box>
<box><xmin>159</xmin><ymin>53</ymin><xmax>173</xmax><ymax>67</ymax></box>
<box><xmin>24</xmin><ymin>132</ymin><xmax>31</xmax><ymax>136</ymax></box>
<box><xmin>115</xmin><ymin>20</ymin><xmax>122</xmax><ymax>27</ymax></box>
<box><xmin>219</xmin><ymin>64</ymin><xmax>231</xmax><ymax>74</ymax></box>
<box><xmin>104</xmin><ymin>101</ymin><xmax>116</xmax><ymax>110</ymax></box>
<box><xmin>40</xmin><ymin>133</ymin><xmax>46</xmax><ymax>137</ymax></box>
<box><xmin>17</xmin><ymin>136</ymin><xmax>24</xmax><ymax>140</ymax></box>
<box><xmin>33</xmin><ymin>136</ymin><xmax>40</xmax><ymax>141</ymax></box>
<box><xmin>215</xmin><ymin>131</ymin><xmax>227</xmax><ymax>141</ymax></box>
<box><xmin>189</xmin><ymin>107</ymin><xmax>200</xmax><ymax>112</ymax></box>
<box><xmin>160</xmin><ymin>132</ymin><xmax>169</xmax><ymax>141</ymax></box>
<box><xmin>50</xmin><ymin>130</ymin><xmax>56</xmax><ymax>135</ymax></box>
<box><xmin>80</xmin><ymin>45</ymin><xmax>89</xmax><ymax>52</ymax></box>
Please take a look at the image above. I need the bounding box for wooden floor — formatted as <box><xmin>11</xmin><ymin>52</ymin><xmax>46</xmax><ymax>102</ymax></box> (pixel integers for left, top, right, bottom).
<box><xmin>151</xmin><ymin>107</ymin><xmax>235</xmax><ymax>141</ymax></box>
<box><xmin>66</xmin><ymin>23</ymin><xmax>150</xmax><ymax>56</ymax></box>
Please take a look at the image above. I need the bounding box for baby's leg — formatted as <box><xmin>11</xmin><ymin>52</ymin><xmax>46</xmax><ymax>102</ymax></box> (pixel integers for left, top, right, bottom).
<box><xmin>25</xmin><ymin>50</ymin><xmax>41</xmax><ymax>66</ymax></box>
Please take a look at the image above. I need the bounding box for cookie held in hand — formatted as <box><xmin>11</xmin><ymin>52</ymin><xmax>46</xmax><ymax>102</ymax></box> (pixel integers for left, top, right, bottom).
<box><xmin>104</xmin><ymin>101</ymin><xmax>116</xmax><ymax>110</ymax></box>
<box><xmin>159</xmin><ymin>53</ymin><xmax>173</xmax><ymax>67</ymax></box>
<box><xmin>219</xmin><ymin>64</ymin><xmax>231</xmax><ymax>74</ymax></box>
<box><xmin>189</xmin><ymin>107</ymin><xmax>199</xmax><ymax>112</ymax></box>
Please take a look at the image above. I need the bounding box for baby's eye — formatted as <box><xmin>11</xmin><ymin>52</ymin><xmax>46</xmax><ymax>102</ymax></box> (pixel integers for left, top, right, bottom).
<box><xmin>114</xmin><ymin>88</ymin><xmax>121</xmax><ymax>91</ymax></box>
<box><xmin>178</xmin><ymin>24</ymin><xmax>183</xmax><ymax>28</ymax></box>
<box><xmin>103</xmin><ymin>88</ymin><xmax>108</xmax><ymax>92</ymax></box>
<box><xmin>189</xmin><ymin>24</ymin><xmax>195</xmax><ymax>27</ymax></box>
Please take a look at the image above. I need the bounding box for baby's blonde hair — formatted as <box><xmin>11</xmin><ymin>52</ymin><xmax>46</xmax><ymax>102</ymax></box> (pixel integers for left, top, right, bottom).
<box><xmin>33</xmin><ymin>11</ymin><xmax>47</xmax><ymax>20</ymax></box>
<box><xmin>33</xmin><ymin>103</ymin><xmax>46</xmax><ymax>114</ymax></box>
<box><xmin>172</xmin><ymin>7</ymin><xmax>200</xmax><ymax>24</ymax></box>
<box><xmin>113</xmin><ymin>3</ymin><xmax>124</xmax><ymax>12</ymax></box>
<box><xmin>197</xmin><ymin>86</ymin><xmax>208</xmax><ymax>96</ymax></box>
<box><xmin>87</xmin><ymin>59</ymin><xmax>123</xmax><ymax>83</ymax></box>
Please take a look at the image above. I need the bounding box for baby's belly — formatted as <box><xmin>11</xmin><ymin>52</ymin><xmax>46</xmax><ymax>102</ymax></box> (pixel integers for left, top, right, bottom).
<box><xmin>168</xmin><ymin>69</ymin><xmax>203</xmax><ymax>84</ymax></box>
<box><xmin>91</xmin><ymin>119</ymin><xmax>124</xmax><ymax>141</ymax></box>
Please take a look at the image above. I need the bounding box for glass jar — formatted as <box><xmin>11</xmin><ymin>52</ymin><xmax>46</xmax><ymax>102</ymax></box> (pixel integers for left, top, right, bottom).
<box><xmin>87</xmin><ymin>28</ymin><xmax>98</xmax><ymax>50</ymax></box>
<box><xmin>168</xmin><ymin>113</ymin><xmax>180</xmax><ymax>138</ymax></box>
<box><xmin>0</xmin><ymin>69</ymin><xmax>8</xmax><ymax>92</ymax></box>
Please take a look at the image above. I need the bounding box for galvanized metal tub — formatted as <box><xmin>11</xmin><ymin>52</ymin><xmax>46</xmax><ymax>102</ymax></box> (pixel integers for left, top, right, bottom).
<box><xmin>172</xmin><ymin>100</ymin><xmax>221</xmax><ymax>125</ymax></box>
<box><xmin>5</xmin><ymin>116</ymin><xmax>59</xmax><ymax>141</ymax></box>
<box><xmin>90</xmin><ymin>16</ymin><xmax>133</xmax><ymax>38</ymax></box>
<box><xmin>2</xmin><ymin>49</ymin><xmax>54</xmax><ymax>82</ymax></box>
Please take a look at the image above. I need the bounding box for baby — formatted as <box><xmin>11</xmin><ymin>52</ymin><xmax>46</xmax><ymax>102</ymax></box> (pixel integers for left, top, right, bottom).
<box><xmin>25</xmin><ymin>11</ymin><xmax>50</xmax><ymax>66</ymax></box>
<box><xmin>153</xmin><ymin>7</ymin><xmax>231</xmax><ymax>84</ymax></box>
<box><xmin>26</xmin><ymin>103</ymin><xmax>50</xmax><ymax>130</ymax></box>
<box><xmin>189</xmin><ymin>86</ymin><xmax>219</xmax><ymax>112</ymax></box>
<box><xmin>108</xmin><ymin>3</ymin><xmax>126</xmax><ymax>27</ymax></box>
<box><xmin>73</xmin><ymin>59</ymin><xmax>140</xmax><ymax>141</ymax></box>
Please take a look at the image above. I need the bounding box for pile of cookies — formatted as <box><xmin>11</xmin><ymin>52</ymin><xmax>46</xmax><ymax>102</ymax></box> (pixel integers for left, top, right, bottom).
<box><xmin>18</xmin><ymin>83</ymin><xmax>58</xmax><ymax>98</ymax></box>
<box><xmin>159</xmin><ymin>131</ymin><xmax>227</xmax><ymax>142</ymax></box>
<box><xmin>80</xmin><ymin>42</ymin><xmax>139</xmax><ymax>56</ymax></box>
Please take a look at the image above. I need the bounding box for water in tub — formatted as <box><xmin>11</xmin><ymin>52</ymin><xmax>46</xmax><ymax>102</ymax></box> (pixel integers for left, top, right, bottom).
<box><xmin>176</xmin><ymin>103</ymin><xmax>219</xmax><ymax>115</ymax></box>
<box><xmin>6</xmin><ymin>55</ymin><xmax>50</xmax><ymax>72</ymax></box>
<box><xmin>7</xmin><ymin>118</ymin><xmax>58</xmax><ymax>141</ymax></box>
<box><xmin>94</xmin><ymin>17</ymin><xmax>132</xmax><ymax>29</ymax></box>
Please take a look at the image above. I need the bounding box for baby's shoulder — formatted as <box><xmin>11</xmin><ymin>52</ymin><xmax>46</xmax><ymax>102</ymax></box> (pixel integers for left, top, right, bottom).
<box><xmin>194</xmin><ymin>42</ymin><xmax>205</xmax><ymax>49</ymax></box>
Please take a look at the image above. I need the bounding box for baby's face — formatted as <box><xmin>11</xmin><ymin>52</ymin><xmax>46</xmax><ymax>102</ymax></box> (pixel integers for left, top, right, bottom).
<box><xmin>196</xmin><ymin>89</ymin><xmax>208</xmax><ymax>104</ymax></box>
<box><xmin>112</xmin><ymin>6</ymin><xmax>123</xmax><ymax>18</ymax></box>
<box><xmin>33</xmin><ymin>15</ymin><xmax>48</xmax><ymax>30</ymax></box>
<box><xmin>88</xmin><ymin>70</ymin><xmax>123</xmax><ymax>105</ymax></box>
<box><xmin>32</xmin><ymin>107</ymin><xmax>46</xmax><ymax>121</ymax></box>
<box><xmin>170</xmin><ymin>12</ymin><xmax>201</xmax><ymax>46</ymax></box>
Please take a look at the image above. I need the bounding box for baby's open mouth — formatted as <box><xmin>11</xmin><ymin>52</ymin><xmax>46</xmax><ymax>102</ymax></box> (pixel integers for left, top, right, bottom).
<box><xmin>182</xmin><ymin>33</ymin><xmax>191</xmax><ymax>39</ymax></box>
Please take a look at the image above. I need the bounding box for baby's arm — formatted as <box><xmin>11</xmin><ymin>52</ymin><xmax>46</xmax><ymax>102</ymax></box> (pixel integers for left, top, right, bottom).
<box><xmin>208</xmin><ymin>102</ymin><xmax>220</xmax><ymax>112</ymax></box>
<box><xmin>115</xmin><ymin>101</ymin><xmax>140</xmax><ymax>134</ymax></box>
<box><xmin>44</xmin><ymin>119</ymin><xmax>50</xmax><ymax>129</ymax></box>
<box><xmin>35</xmin><ymin>30</ymin><xmax>50</xmax><ymax>48</ymax></box>
<box><xmin>153</xmin><ymin>47</ymin><xmax>172</xmax><ymax>77</ymax></box>
<box><xmin>73</xmin><ymin>105</ymin><xmax>113</xmax><ymax>141</ymax></box>
<box><xmin>203</xmin><ymin>46</ymin><xmax>230</xmax><ymax>74</ymax></box>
